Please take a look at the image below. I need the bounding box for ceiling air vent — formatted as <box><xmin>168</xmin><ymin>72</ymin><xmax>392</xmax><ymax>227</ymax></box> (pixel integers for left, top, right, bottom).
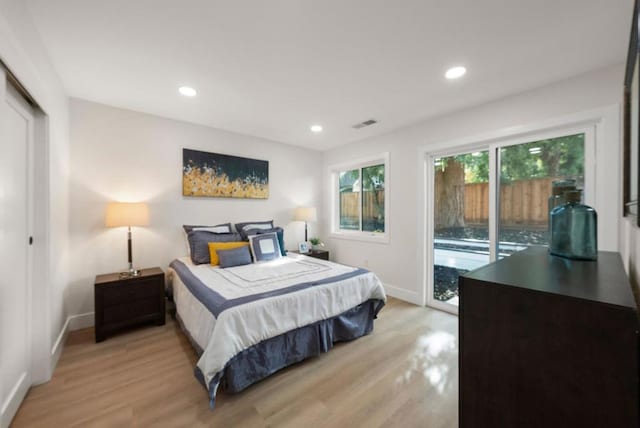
<box><xmin>352</xmin><ymin>119</ymin><xmax>378</xmax><ymax>129</ymax></box>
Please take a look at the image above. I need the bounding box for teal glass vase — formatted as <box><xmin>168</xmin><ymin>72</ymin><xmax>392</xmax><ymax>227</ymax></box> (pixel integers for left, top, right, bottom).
<box><xmin>549</xmin><ymin>190</ymin><xmax>597</xmax><ymax>261</ymax></box>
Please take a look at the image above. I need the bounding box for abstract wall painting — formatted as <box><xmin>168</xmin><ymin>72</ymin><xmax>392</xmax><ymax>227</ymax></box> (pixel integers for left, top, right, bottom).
<box><xmin>182</xmin><ymin>148</ymin><xmax>269</xmax><ymax>199</ymax></box>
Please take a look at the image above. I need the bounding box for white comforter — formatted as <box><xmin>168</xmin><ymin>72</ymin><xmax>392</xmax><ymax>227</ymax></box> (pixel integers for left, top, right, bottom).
<box><xmin>169</xmin><ymin>254</ymin><xmax>386</xmax><ymax>400</ymax></box>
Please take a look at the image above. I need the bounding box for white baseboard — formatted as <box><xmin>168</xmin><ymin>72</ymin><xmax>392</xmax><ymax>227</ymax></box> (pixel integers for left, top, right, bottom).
<box><xmin>68</xmin><ymin>312</ymin><xmax>95</xmax><ymax>330</ymax></box>
<box><xmin>50</xmin><ymin>312</ymin><xmax>95</xmax><ymax>371</ymax></box>
<box><xmin>0</xmin><ymin>372</ymin><xmax>29</xmax><ymax>428</ymax></box>
<box><xmin>50</xmin><ymin>316</ymin><xmax>70</xmax><ymax>369</ymax></box>
<box><xmin>383</xmin><ymin>283</ymin><xmax>422</xmax><ymax>306</ymax></box>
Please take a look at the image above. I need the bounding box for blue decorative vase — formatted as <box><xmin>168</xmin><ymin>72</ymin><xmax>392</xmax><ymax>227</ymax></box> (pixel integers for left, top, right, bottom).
<box><xmin>549</xmin><ymin>190</ymin><xmax>597</xmax><ymax>260</ymax></box>
<box><xmin>547</xmin><ymin>179</ymin><xmax>576</xmax><ymax>236</ymax></box>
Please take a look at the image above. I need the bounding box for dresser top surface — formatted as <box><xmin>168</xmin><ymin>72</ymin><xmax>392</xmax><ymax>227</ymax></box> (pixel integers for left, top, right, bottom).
<box><xmin>462</xmin><ymin>246</ymin><xmax>636</xmax><ymax>310</ymax></box>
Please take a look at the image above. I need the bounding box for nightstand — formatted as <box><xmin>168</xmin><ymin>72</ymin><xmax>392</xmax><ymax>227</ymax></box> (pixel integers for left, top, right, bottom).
<box><xmin>292</xmin><ymin>249</ymin><xmax>329</xmax><ymax>261</ymax></box>
<box><xmin>94</xmin><ymin>267</ymin><xmax>165</xmax><ymax>342</ymax></box>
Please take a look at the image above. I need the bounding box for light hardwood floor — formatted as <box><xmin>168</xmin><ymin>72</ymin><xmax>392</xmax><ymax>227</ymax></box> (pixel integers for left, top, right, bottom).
<box><xmin>12</xmin><ymin>298</ymin><xmax>458</xmax><ymax>427</ymax></box>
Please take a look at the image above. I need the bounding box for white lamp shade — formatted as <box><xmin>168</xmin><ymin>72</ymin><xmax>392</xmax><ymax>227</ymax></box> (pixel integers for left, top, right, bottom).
<box><xmin>105</xmin><ymin>202</ymin><xmax>149</xmax><ymax>227</ymax></box>
<box><xmin>293</xmin><ymin>207</ymin><xmax>317</xmax><ymax>222</ymax></box>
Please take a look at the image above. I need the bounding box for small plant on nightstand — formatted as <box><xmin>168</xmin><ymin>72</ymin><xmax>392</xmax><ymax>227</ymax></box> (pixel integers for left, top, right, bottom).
<box><xmin>309</xmin><ymin>237</ymin><xmax>324</xmax><ymax>251</ymax></box>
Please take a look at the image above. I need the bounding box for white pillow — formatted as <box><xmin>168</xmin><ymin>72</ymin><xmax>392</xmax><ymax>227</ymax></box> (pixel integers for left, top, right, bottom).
<box><xmin>193</xmin><ymin>226</ymin><xmax>232</xmax><ymax>233</ymax></box>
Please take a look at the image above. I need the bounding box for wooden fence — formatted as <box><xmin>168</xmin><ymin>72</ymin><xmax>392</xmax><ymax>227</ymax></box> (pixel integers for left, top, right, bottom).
<box><xmin>465</xmin><ymin>177</ymin><xmax>557</xmax><ymax>227</ymax></box>
<box><xmin>341</xmin><ymin>177</ymin><xmax>557</xmax><ymax>228</ymax></box>
<box><xmin>340</xmin><ymin>191</ymin><xmax>385</xmax><ymax>224</ymax></box>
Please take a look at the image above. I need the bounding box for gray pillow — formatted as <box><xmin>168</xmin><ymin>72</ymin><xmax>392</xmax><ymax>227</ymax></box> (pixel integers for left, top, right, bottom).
<box><xmin>188</xmin><ymin>230</ymin><xmax>243</xmax><ymax>264</ymax></box>
<box><xmin>217</xmin><ymin>246</ymin><xmax>253</xmax><ymax>268</ymax></box>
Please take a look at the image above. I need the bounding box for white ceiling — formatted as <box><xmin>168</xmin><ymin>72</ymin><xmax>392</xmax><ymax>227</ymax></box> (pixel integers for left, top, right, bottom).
<box><xmin>26</xmin><ymin>0</ymin><xmax>632</xmax><ymax>151</ymax></box>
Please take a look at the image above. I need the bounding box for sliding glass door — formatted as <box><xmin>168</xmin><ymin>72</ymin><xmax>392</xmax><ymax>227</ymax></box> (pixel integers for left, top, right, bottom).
<box><xmin>427</xmin><ymin>129</ymin><xmax>591</xmax><ymax>314</ymax></box>
<box><xmin>497</xmin><ymin>134</ymin><xmax>585</xmax><ymax>258</ymax></box>
<box><xmin>431</xmin><ymin>150</ymin><xmax>490</xmax><ymax>310</ymax></box>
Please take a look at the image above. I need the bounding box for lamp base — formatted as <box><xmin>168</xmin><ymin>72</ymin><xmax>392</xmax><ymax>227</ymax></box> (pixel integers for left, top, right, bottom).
<box><xmin>119</xmin><ymin>268</ymin><xmax>142</xmax><ymax>278</ymax></box>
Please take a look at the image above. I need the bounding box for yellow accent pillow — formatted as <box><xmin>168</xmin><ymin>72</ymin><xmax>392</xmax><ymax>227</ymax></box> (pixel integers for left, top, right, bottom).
<box><xmin>208</xmin><ymin>242</ymin><xmax>249</xmax><ymax>266</ymax></box>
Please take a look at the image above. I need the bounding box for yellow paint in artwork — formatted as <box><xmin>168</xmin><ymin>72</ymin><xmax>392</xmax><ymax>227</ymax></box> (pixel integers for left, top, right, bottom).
<box><xmin>183</xmin><ymin>168</ymin><xmax>269</xmax><ymax>198</ymax></box>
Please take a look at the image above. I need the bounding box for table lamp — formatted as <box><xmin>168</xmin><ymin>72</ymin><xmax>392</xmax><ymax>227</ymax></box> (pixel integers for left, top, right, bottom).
<box><xmin>105</xmin><ymin>202</ymin><xmax>149</xmax><ymax>277</ymax></box>
<box><xmin>293</xmin><ymin>206</ymin><xmax>317</xmax><ymax>242</ymax></box>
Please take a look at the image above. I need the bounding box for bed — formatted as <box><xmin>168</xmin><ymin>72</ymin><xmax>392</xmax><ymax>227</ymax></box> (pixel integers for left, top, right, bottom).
<box><xmin>168</xmin><ymin>253</ymin><xmax>386</xmax><ymax>408</ymax></box>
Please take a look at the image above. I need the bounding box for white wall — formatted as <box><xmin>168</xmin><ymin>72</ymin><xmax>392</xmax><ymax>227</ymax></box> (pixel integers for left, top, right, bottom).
<box><xmin>323</xmin><ymin>65</ymin><xmax>625</xmax><ymax>305</ymax></box>
<box><xmin>68</xmin><ymin>99</ymin><xmax>323</xmax><ymax>317</ymax></box>
<box><xmin>0</xmin><ymin>0</ymin><xmax>69</xmax><ymax>381</ymax></box>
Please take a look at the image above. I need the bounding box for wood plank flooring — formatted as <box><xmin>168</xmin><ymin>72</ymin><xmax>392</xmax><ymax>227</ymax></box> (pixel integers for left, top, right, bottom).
<box><xmin>11</xmin><ymin>298</ymin><xmax>458</xmax><ymax>427</ymax></box>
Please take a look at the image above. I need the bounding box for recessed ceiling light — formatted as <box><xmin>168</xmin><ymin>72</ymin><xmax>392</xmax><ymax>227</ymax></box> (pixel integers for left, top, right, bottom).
<box><xmin>310</xmin><ymin>125</ymin><xmax>323</xmax><ymax>133</ymax></box>
<box><xmin>445</xmin><ymin>66</ymin><xmax>467</xmax><ymax>80</ymax></box>
<box><xmin>179</xmin><ymin>86</ymin><xmax>197</xmax><ymax>97</ymax></box>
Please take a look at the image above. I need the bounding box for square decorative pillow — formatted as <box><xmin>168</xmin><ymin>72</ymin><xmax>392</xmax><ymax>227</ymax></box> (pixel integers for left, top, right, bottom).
<box><xmin>187</xmin><ymin>231</ymin><xmax>243</xmax><ymax>264</ymax></box>
<box><xmin>248</xmin><ymin>232</ymin><xmax>282</xmax><ymax>262</ymax></box>
<box><xmin>208</xmin><ymin>241</ymin><xmax>249</xmax><ymax>266</ymax></box>
<box><xmin>217</xmin><ymin>246</ymin><xmax>252</xmax><ymax>268</ymax></box>
<box><xmin>245</xmin><ymin>227</ymin><xmax>286</xmax><ymax>256</ymax></box>
<box><xmin>235</xmin><ymin>220</ymin><xmax>274</xmax><ymax>240</ymax></box>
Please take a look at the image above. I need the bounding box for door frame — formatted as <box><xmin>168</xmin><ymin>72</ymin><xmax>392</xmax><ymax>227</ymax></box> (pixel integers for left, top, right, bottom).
<box><xmin>418</xmin><ymin>106</ymin><xmax>616</xmax><ymax>314</ymax></box>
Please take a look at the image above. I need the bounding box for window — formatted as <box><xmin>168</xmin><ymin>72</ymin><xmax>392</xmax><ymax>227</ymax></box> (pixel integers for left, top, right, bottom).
<box><xmin>330</xmin><ymin>153</ymin><xmax>389</xmax><ymax>242</ymax></box>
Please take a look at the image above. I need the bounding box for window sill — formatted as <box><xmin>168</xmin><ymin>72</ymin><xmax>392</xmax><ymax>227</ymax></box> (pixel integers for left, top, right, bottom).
<box><xmin>329</xmin><ymin>231</ymin><xmax>390</xmax><ymax>244</ymax></box>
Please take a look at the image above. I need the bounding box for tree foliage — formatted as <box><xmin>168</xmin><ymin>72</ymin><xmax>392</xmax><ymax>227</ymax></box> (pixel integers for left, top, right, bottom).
<box><xmin>499</xmin><ymin>134</ymin><xmax>584</xmax><ymax>182</ymax></box>
<box><xmin>436</xmin><ymin>133</ymin><xmax>584</xmax><ymax>184</ymax></box>
<box><xmin>339</xmin><ymin>164</ymin><xmax>385</xmax><ymax>192</ymax></box>
<box><xmin>361</xmin><ymin>164</ymin><xmax>385</xmax><ymax>190</ymax></box>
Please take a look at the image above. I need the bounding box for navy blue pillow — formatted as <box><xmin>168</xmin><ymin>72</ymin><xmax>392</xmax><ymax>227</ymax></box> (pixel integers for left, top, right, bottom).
<box><xmin>217</xmin><ymin>246</ymin><xmax>253</xmax><ymax>268</ymax></box>
<box><xmin>235</xmin><ymin>220</ymin><xmax>274</xmax><ymax>240</ymax></box>
<box><xmin>183</xmin><ymin>223</ymin><xmax>232</xmax><ymax>234</ymax></box>
<box><xmin>188</xmin><ymin>231</ymin><xmax>243</xmax><ymax>264</ymax></box>
<box><xmin>245</xmin><ymin>227</ymin><xmax>286</xmax><ymax>256</ymax></box>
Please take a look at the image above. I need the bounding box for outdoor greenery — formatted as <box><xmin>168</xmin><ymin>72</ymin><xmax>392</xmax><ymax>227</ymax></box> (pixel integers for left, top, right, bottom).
<box><xmin>339</xmin><ymin>164</ymin><xmax>385</xmax><ymax>191</ymax></box>
<box><xmin>436</xmin><ymin>133</ymin><xmax>585</xmax><ymax>184</ymax></box>
<box><xmin>361</xmin><ymin>164</ymin><xmax>385</xmax><ymax>190</ymax></box>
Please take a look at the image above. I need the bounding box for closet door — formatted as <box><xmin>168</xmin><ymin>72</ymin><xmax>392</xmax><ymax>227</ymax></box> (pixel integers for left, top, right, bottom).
<box><xmin>0</xmin><ymin>69</ymin><xmax>34</xmax><ymax>427</ymax></box>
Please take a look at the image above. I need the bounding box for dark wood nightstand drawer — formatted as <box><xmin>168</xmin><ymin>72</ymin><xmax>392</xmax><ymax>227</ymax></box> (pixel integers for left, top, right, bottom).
<box><xmin>102</xmin><ymin>298</ymin><xmax>160</xmax><ymax>324</ymax></box>
<box><xmin>102</xmin><ymin>278</ymin><xmax>161</xmax><ymax>307</ymax></box>
<box><xmin>94</xmin><ymin>267</ymin><xmax>165</xmax><ymax>342</ymax></box>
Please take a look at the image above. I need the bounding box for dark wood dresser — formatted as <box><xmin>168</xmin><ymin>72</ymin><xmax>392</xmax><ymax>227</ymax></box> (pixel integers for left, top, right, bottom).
<box><xmin>94</xmin><ymin>267</ymin><xmax>165</xmax><ymax>342</ymax></box>
<box><xmin>459</xmin><ymin>246</ymin><xmax>639</xmax><ymax>428</ymax></box>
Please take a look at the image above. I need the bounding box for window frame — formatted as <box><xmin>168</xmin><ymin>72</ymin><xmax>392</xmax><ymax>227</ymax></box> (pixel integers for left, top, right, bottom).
<box><xmin>329</xmin><ymin>152</ymin><xmax>390</xmax><ymax>243</ymax></box>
